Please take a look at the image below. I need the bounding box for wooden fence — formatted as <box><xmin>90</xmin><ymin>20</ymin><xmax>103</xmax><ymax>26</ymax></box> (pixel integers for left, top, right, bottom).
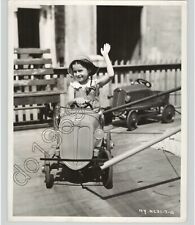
<box><xmin>14</xmin><ymin>59</ymin><xmax>181</xmax><ymax>129</ymax></box>
<box><xmin>97</xmin><ymin>61</ymin><xmax>181</xmax><ymax>108</ymax></box>
<box><xmin>13</xmin><ymin>48</ymin><xmax>66</xmax><ymax>129</ymax></box>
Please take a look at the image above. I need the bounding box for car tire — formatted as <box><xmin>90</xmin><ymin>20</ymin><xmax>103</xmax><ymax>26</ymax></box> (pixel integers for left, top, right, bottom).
<box><xmin>45</xmin><ymin>164</ymin><xmax>54</xmax><ymax>189</ymax></box>
<box><xmin>104</xmin><ymin>107</ymin><xmax>113</xmax><ymax>125</ymax></box>
<box><xmin>126</xmin><ymin>110</ymin><xmax>138</xmax><ymax>131</ymax></box>
<box><xmin>106</xmin><ymin>132</ymin><xmax>111</xmax><ymax>152</ymax></box>
<box><xmin>161</xmin><ymin>104</ymin><xmax>175</xmax><ymax>123</ymax></box>
<box><xmin>101</xmin><ymin>150</ymin><xmax>113</xmax><ymax>189</ymax></box>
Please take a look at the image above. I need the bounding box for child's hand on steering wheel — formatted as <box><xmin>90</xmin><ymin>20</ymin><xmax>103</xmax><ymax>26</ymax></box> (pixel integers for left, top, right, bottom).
<box><xmin>68</xmin><ymin>98</ymin><xmax>93</xmax><ymax>109</ymax></box>
<box><xmin>74</xmin><ymin>97</ymin><xmax>87</xmax><ymax>105</ymax></box>
<box><xmin>73</xmin><ymin>97</ymin><xmax>93</xmax><ymax>108</ymax></box>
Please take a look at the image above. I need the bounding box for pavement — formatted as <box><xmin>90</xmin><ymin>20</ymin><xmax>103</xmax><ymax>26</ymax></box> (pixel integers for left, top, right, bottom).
<box><xmin>12</xmin><ymin>117</ymin><xmax>181</xmax><ymax>218</ymax></box>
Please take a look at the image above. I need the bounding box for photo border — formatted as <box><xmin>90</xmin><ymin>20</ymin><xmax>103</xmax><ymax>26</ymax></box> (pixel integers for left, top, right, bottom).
<box><xmin>1</xmin><ymin>0</ymin><xmax>193</xmax><ymax>224</ymax></box>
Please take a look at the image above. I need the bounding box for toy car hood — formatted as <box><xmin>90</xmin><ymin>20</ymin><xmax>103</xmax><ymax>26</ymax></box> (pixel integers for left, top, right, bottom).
<box><xmin>59</xmin><ymin>110</ymin><xmax>100</xmax><ymax>170</ymax></box>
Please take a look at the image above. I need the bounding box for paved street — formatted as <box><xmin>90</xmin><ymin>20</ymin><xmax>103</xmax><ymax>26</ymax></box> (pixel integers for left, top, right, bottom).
<box><xmin>13</xmin><ymin>118</ymin><xmax>181</xmax><ymax>217</ymax></box>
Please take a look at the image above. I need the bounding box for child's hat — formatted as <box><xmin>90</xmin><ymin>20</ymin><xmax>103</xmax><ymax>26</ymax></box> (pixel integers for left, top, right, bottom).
<box><xmin>68</xmin><ymin>56</ymin><xmax>99</xmax><ymax>76</ymax></box>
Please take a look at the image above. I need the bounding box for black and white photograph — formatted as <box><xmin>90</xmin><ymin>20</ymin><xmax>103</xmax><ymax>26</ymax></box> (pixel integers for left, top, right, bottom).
<box><xmin>8</xmin><ymin>0</ymin><xmax>186</xmax><ymax>222</ymax></box>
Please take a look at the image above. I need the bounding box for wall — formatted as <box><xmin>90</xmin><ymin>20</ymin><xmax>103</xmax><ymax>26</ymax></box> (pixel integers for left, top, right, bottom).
<box><xmin>39</xmin><ymin>6</ymin><xmax>57</xmax><ymax>66</ymax></box>
<box><xmin>141</xmin><ymin>6</ymin><xmax>181</xmax><ymax>62</ymax></box>
<box><xmin>55</xmin><ymin>6</ymin><xmax>65</xmax><ymax>66</ymax></box>
<box><xmin>13</xmin><ymin>5</ymin><xmax>182</xmax><ymax>65</ymax></box>
<box><xmin>64</xmin><ymin>5</ymin><xmax>97</xmax><ymax>66</ymax></box>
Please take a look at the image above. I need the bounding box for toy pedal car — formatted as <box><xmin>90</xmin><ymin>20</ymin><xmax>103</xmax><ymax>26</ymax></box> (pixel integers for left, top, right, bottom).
<box><xmin>111</xmin><ymin>78</ymin><xmax>175</xmax><ymax>131</ymax></box>
<box><xmin>41</xmin><ymin>102</ymin><xmax>114</xmax><ymax>189</ymax></box>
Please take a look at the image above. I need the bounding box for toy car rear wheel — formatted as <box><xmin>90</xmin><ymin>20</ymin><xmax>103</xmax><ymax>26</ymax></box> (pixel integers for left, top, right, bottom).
<box><xmin>106</xmin><ymin>132</ymin><xmax>111</xmax><ymax>152</ymax></box>
<box><xmin>126</xmin><ymin>110</ymin><xmax>138</xmax><ymax>131</ymax></box>
<box><xmin>101</xmin><ymin>150</ymin><xmax>113</xmax><ymax>189</ymax></box>
<box><xmin>161</xmin><ymin>104</ymin><xmax>175</xmax><ymax>123</ymax></box>
<box><xmin>45</xmin><ymin>164</ymin><xmax>54</xmax><ymax>189</ymax></box>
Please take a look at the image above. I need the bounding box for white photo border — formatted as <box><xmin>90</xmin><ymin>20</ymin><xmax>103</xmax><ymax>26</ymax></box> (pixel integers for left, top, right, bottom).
<box><xmin>3</xmin><ymin>0</ymin><xmax>192</xmax><ymax>224</ymax></box>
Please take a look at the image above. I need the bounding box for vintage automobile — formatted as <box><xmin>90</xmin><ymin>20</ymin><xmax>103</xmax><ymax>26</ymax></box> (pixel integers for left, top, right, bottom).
<box><xmin>110</xmin><ymin>78</ymin><xmax>175</xmax><ymax>131</ymax></box>
<box><xmin>41</xmin><ymin>101</ymin><xmax>114</xmax><ymax>189</ymax></box>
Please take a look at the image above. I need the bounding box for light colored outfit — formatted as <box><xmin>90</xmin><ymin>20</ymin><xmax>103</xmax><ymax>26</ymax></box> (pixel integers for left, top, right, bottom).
<box><xmin>68</xmin><ymin>79</ymin><xmax>100</xmax><ymax>109</ymax></box>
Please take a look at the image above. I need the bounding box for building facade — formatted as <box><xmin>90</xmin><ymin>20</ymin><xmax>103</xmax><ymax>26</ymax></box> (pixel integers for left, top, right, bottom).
<box><xmin>12</xmin><ymin>4</ymin><xmax>182</xmax><ymax>66</ymax></box>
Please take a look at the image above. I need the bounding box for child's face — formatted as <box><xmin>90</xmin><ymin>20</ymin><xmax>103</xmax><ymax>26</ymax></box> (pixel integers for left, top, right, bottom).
<box><xmin>72</xmin><ymin>63</ymin><xmax>89</xmax><ymax>84</ymax></box>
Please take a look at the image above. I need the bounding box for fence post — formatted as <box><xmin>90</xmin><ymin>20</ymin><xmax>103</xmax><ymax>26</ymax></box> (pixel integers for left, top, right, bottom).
<box><xmin>58</xmin><ymin>75</ymin><xmax>68</xmax><ymax>107</ymax></box>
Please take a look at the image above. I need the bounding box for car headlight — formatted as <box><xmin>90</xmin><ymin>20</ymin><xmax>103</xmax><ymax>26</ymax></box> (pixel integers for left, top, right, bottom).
<box><xmin>94</xmin><ymin>129</ymin><xmax>104</xmax><ymax>140</ymax></box>
<box><xmin>125</xmin><ymin>95</ymin><xmax>131</xmax><ymax>103</ymax></box>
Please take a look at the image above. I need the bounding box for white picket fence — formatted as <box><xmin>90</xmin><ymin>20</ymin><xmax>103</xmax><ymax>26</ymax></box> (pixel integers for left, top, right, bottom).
<box><xmin>98</xmin><ymin>60</ymin><xmax>181</xmax><ymax>108</ymax></box>
<box><xmin>14</xmin><ymin>60</ymin><xmax>181</xmax><ymax>128</ymax></box>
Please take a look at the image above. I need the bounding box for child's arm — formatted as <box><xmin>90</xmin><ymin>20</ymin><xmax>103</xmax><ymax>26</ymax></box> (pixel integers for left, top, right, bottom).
<box><xmin>97</xmin><ymin>43</ymin><xmax>114</xmax><ymax>87</ymax></box>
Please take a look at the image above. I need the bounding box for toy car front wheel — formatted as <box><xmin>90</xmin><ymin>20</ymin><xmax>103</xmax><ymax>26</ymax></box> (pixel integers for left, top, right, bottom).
<box><xmin>161</xmin><ymin>104</ymin><xmax>175</xmax><ymax>123</ymax></box>
<box><xmin>101</xmin><ymin>150</ymin><xmax>113</xmax><ymax>189</ymax></box>
<box><xmin>126</xmin><ymin>110</ymin><xmax>138</xmax><ymax>131</ymax></box>
<box><xmin>104</xmin><ymin>107</ymin><xmax>113</xmax><ymax>125</ymax></box>
<box><xmin>45</xmin><ymin>164</ymin><xmax>54</xmax><ymax>189</ymax></box>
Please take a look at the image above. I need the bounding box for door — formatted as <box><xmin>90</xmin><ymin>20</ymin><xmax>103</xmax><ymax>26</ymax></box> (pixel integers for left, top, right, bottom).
<box><xmin>97</xmin><ymin>6</ymin><xmax>142</xmax><ymax>62</ymax></box>
<box><xmin>17</xmin><ymin>8</ymin><xmax>40</xmax><ymax>48</ymax></box>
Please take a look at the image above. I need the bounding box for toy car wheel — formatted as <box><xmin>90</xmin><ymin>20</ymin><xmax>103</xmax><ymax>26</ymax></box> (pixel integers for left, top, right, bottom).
<box><xmin>106</xmin><ymin>132</ymin><xmax>111</xmax><ymax>152</ymax></box>
<box><xmin>104</xmin><ymin>107</ymin><xmax>113</xmax><ymax>125</ymax></box>
<box><xmin>45</xmin><ymin>164</ymin><xmax>54</xmax><ymax>189</ymax></box>
<box><xmin>161</xmin><ymin>104</ymin><xmax>175</xmax><ymax>123</ymax></box>
<box><xmin>101</xmin><ymin>150</ymin><xmax>113</xmax><ymax>189</ymax></box>
<box><xmin>126</xmin><ymin>110</ymin><xmax>138</xmax><ymax>131</ymax></box>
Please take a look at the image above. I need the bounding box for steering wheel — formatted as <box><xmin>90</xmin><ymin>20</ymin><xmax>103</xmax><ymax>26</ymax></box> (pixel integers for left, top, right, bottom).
<box><xmin>82</xmin><ymin>101</ymin><xmax>93</xmax><ymax>109</ymax></box>
<box><xmin>70</xmin><ymin>100</ymin><xmax>93</xmax><ymax>109</ymax></box>
<box><xmin>136</xmin><ymin>78</ymin><xmax>152</xmax><ymax>88</ymax></box>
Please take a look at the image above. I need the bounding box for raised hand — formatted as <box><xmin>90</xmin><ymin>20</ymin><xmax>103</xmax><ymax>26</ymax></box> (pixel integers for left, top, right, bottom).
<box><xmin>100</xmin><ymin>43</ymin><xmax>111</xmax><ymax>57</ymax></box>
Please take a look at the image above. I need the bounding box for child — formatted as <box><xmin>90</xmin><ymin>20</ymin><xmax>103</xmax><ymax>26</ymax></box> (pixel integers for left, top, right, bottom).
<box><xmin>67</xmin><ymin>43</ymin><xmax>114</xmax><ymax>109</ymax></box>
